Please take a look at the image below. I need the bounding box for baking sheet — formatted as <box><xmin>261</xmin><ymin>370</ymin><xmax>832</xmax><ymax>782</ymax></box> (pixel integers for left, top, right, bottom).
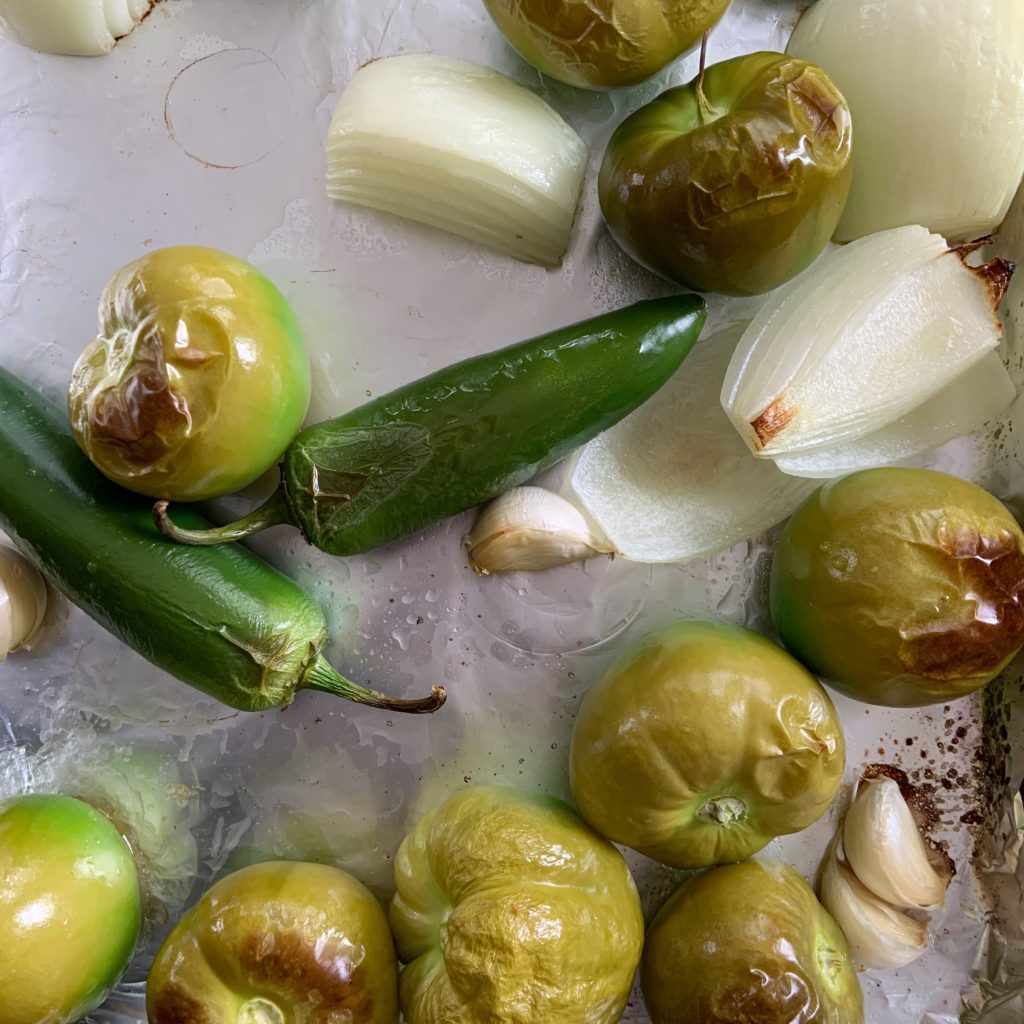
<box><xmin>0</xmin><ymin>1</ymin><xmax>1022</xmax><ymax>1021</ymax></box>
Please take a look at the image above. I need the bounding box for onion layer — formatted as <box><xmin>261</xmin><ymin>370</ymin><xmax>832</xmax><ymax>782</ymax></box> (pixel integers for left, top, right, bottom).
<box><xmin>788</xmin><ymin>0</ymin><xmax>1024</xmax><ymax>242</ymax></box>
<box><xmin>325</xmin><ymin>54</ymin><xmax>587</xmax><ymax>266</ymax></box>
<box><xmin>0</xmin><ymin>0</ymin><xmax>152</xmax><ymax>56</ymax></box>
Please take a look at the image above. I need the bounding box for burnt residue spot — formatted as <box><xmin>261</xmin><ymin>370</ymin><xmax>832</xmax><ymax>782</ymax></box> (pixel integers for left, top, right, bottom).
<box><xmin>238</xmin><ymin>930</ymin><xmax>375</xmax><ymax>1021</ymax></box>
<box><xmin>898</xmin><ymin>526</ymin><xmax>1024</xmax><ymax>681</ymax></box>
<box><xmin>150</xmin><ymin>984</ymin><xmax>213</xmax><ymax>1024</ymax></box>
<box><xmin>948</xmin><ymin>238</ymin><xmax>1016</xmax><ymax>316</ymax></box>
<box><xmin>750</xmin><ymin>398</ymin><xmax>797</xmax><ymax>449</ymax></box>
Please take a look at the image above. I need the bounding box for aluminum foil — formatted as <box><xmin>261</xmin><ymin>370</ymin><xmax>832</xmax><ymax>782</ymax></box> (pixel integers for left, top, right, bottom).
<box><xmin>0</xmin><ymin>1</ymin><xmax>1022</xmax><ymax>1021</ymax></box>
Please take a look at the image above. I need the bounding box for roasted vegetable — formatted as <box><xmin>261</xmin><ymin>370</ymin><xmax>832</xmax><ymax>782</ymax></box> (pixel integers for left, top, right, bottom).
<box><xmin>389</xmin><ymin>786</ymin><xmax>644</xmax><ymax>1024</ymax></box>
<box><xmin>69</xmin><ymin>246</ymin><xmax>311</xmax><ymax>502</ymax></box>
<box><xmin>155</xmin><ymin>296</ymin><xmax>707</xmax><ymax>554</ymax></box>
<box><xmin>0</xmin><ymin>794</ymin><xmax>141</xmax><ymax>1024</ymax></box>
<box><xmin>770</xmin><ymin>468</ymin><xmax>1024</xmax><ymax>707</ymax></box>
<box><xmin>147</xmin><ymin>861</ymin><xmax>399</xmax><ymax>1024</ymax></box>
<box><xmin>0</xmin><ymin>365</ymin><xmax>443</xmax><ymax>715</ymax></box>
<box><xmin>599</xmin><ymin>51</ymin><xmax>852</xmax><ymax>296</ymax></box>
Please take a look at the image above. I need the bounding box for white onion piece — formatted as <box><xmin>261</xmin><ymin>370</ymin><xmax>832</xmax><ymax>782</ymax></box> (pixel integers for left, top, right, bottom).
<box><xmin>326</xmin><ymin>54</ymin><xmax>587</xmax><ymax>266</ymax></box>
<box><xmin>722</xmin><ymin>226</ymin><xmax>1013</xmax><ymax>458</ymax></box>
<box><xmin>127</xmin><ymin>0</ymin><xmax>151</xmax><ymax>20</ymax></box>
<box><xmin>0</xmin><ymin>0</ymin><xmax>113</xmax><ymax>55</ymax></box>
<box><xmin>788</xmin><ymin>0</ymin><xmax>1024</xmax><ymax>242</ymax></box>
<box><xmin>567</xmin><ymin>325</ymin><xmax>817</xmax><ymax>564</ymax></box>
<box><xmin>773</xmin><ymin>353</ymin><xmax>1016</xmax><ymax>478</ymax></box>
<box><xmin>0</xmin><ymin>541</ymin><xmax>48</xmax><ymax>659</ymax></box>
<box><xmin>103</xmin><ymin>0</ymin><xmax>134</xmax><ymax>38</ymax></box>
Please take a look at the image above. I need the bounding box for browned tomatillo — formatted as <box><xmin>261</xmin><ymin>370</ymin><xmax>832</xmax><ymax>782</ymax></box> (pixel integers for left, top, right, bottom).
<box><xmin>147</xmin><ymin>861</ymin><xmax>399</xmax><ymax>1024</ymax></box>
<box><xmin>770</xmin><ymin>468</ymin><xmax>1024</xmax><ymax>708</ymax></box>
<box><xmin>599</xmin><ymin>50</ymin><xmax>853</xmax><ymax>296</ymax></box>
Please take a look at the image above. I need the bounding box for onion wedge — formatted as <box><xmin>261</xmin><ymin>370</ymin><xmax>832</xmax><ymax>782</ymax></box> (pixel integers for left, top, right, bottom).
<box><xmin>722</xmin><ymin>226</ymin><xmax>1014</xmax><ymax>458</ymax></box>
<box><xmin>567</xmin><ymin>325</ymin><xmax>817</xmax><ymax>563</ymax></box>
<box><xmin>788</xmin><ymin>0</ymin><xmax>1024</xmax><ymax>241</ymax></box>
<box><xmin>0</xmin><ymin>0</ymin><xmax>152</xmax><ymax>55</ymax></box>
<box><xmin>325</xmin><ymin>54</ymin><xmax>587</xmax><ymax>266</ymax></box>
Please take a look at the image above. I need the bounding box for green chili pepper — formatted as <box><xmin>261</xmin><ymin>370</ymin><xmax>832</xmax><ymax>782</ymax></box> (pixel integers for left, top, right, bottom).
<box><xmin>154</xmin><ymin>296</ymin><xmax>707</xmax><ymax>555</ymax></box>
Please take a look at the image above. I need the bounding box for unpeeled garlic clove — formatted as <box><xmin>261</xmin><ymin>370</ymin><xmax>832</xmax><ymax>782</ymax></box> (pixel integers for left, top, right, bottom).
<box><xmin>820</xmin><ymin>837</ymin><xmax>928</xmax><ymax>971</ymax></box>
<box><xmin>0</xmin><ymin>541</ymin><xmax>49</xmax><ymax>659</ymax></box>
<box><xmin>843</xmin><ymin>776</ymin><xmax>952</xmax><ymax>910</ymax></box>
<box><xmin>463</xmin><ymin>486</ymin><xmax>614</xmax><ymax>575</ymax></box>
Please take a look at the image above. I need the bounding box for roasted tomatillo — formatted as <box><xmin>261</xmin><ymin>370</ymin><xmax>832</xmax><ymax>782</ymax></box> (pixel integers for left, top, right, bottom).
<box><xmin>69</xmin><ymin>246</ymin><xmax>310</xmax><ymax>501</ymax></box>
<box><xmin>389</xmin><ymin>786</ymin><xmax>644</xmax><ymax>1024</ymax></box>
<box><xmin>483</xmin><ymin>0</ymin><xmax>732</xmax><ymax>89</ymax></box>
<box><xmin>147</xmin><ymin>860</ymin><xmax>398</xmax><ymax>1024</ymax></box>
<box><xmin>642</xmin><ymin>859</ymin><xmax>864</xmax><ymax>1024</ymax></box>
<box><xmin>599</xmin><ymin>51</ymin><xmax>852</xmax><ymax>296</ymax></box>
<box><xmin>569</xmin><ymin>620</ymin><xmax>845</xmax><ymax>868</ymax></box>
<box><xmin>0</xmin><ymin>794</ymin><xmax>141</xmax><ymax>1024</ymax></box>
<box><xmin>771</xmin><ymin>468</ymin><xmax>1024</xmax><ymax>708</ymax></box>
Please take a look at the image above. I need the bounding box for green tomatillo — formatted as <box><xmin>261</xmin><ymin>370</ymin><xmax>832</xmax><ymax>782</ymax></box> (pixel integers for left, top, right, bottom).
<box><xmin>641</xmin><ymin>859</ymin><xmax>864</xmax><ymax>1024</ymax></box>
<box><xmin>482</xmin><ymin>0</ymin><xmax>733</xmax><ymax>89</ymax></box>
<box><xmin>569</xmin><ymin>620</ymin><xmax>845</xmax><ymax>868</ymax></box>
<box><xmin>770</xmin><ymin>467</ymin><xmax>1024</xmax><ymax>708</ymax></box>
<box><xmin>146</xmin><ymin>860</ymin><xmax>399</xmax><ymax>1024</ymax></box>
<box><xmin>69</xmin><ymin>246</ymin><xmax>311</xmax><ymax>502</ymax></box>
<box><xmin>598</xmin><ymin>51</ymin><xmax>853</xmax><ymax>296</ymax></box>
<box><xmin>389</xmin><ymin>786</ymin><xmax>644</xmax><ymax>1024</ymax></box>
<box><xmin>0</xmin><ymin>794</ymin><xmax>141</xmax><ymax>1024</ymax></box>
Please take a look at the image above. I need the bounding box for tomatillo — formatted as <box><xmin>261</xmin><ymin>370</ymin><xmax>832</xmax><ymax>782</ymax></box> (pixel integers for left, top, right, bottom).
<box><xmin>598</xmin><ymin>51</ymin><xmax>852</xmax><ymax>296</ymax></box>
<box><xmin>146</xmin><ymin>860</ymin><xmax>398</xmax><ymax>1024</ymax></box>
<box><xmin>569</xmin><ymin>620</ymin><xmax>845</xmax><ymax>868</ymax></box>
<box><xmin>389</xmin><ymin>786</ymin><xmax>644</xmax><ymax>1024</ymax></box>
<box><xmin>641</xmin><ymin>859</ymin><xmax>864</xmax><ymax>1024</ymax></box>
<box><xmin>770</xmin><ymin>467</ymin><xmax>1024</xmax><ymax>708</ymax></box>
<box><xmin>0</xmin><ymin>794</ymin><xmax>141</xmax><ymax>1024</ymax></box>
<box><xmin>69</xmin><ymin>246</ymin><xmax>310</xmax><ymax>502</ymax></box>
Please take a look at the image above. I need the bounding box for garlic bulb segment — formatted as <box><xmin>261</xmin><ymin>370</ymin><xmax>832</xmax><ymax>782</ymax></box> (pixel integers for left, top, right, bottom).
<box><xmin>0</xmin><ymin>0</ymin><xmax>153</xmax><ymax>56</ymax></box>
<box><xmin>820</xmin><ymin>838</ymin><xmax>928</xmax><ymax>972</ymax></box>
<box><xmin>842</xmin><ymin>777</ymin><xmax>952</xmax><ymax>911</ymax></box>
<box><xmin>788</xmin><ymin>0</ymin><xmax>1024</xmax><ymax>242</ymax></box>
<box><xmin>464</xmin><ymin>486</ymin><xmax>613</xmax><ymax>575</ymax></box>
<box><xmin>722</xmin><ymin>226</ymin><xmax>1013</xmax><ymax>458</ymax></box>
<box><xmin>325</xmin><ymin>54</ymin><xmax>588</xmax><ymax>266</ymax></box>
<box><xmin>0</xmin><ymin>542</ymin><xmax>49</xmax><ymax>659</ymax></box>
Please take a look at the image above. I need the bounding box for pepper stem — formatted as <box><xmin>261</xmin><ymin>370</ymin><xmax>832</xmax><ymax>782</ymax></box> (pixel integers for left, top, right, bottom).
<box><xmin>302</xmin><ymin>655</ymin><xmax>446</xmax><ymax>714</ymax></box>
<box><xmin>153</xmin><ymin>488</ymin><xmax>293</xmax><ymax>546</ymax></box>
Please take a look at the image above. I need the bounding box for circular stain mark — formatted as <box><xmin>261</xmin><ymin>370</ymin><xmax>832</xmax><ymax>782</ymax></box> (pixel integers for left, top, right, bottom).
<box><xmin>165</xmin><ymin>48</ymin><xmax>290</xmax><ymax>169</ymax></box>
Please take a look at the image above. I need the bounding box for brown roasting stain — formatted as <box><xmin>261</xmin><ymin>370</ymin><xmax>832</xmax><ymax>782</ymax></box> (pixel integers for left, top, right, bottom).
<box><xmin>750</xmin><ymin>398</ymin><xmax>797</xmax><ymax>449</ymax></box>
<box><xmin>709</xmin><ymin>961</ymin><xmax>823</xmax><ymax>1024</ymax></box>
<box><xmin>787</xmin><ymin>65</ymin><xmax>848</xmax><ymax>147</ymax></box>
<box><xmin>949</xmin><ymin>238</ymin><xmax>1016</xmax><ymax>315</ymax></box>
<box><xmin>149</xmin><ymin>984</ymin><xmax>214</xmax><ymax>1024</ymax></box>
<box><xmin>238</xmin><ymin>929</ymin><xmax>376</xmax><ymax>1022</ymax></box>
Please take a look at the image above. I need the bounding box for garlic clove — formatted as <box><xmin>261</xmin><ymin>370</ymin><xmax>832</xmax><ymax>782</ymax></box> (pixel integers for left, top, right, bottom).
<box><xmin>463</xmin><ymin>486</ymin><xmax>614</xmax><ymax>575</ymax></box>
<box><xmin>0</xmin><ymin>541</ymin><xmax>49</xmax><ymax>659</ymax></box>
<box><xmin>820</xmin><ymin>837</ymin><xmax>928</xmax><ymax>971</ymax></box>
<box><xmin>842</xmin><ymin>776</ymin><xmax>952</xmax><ymax>910</ymax></box>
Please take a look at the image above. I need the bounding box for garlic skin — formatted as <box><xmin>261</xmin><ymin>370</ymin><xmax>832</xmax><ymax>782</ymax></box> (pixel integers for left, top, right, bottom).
<box><xmin>0</xmin><ymin>541</ymin><xmax>49</xmax><ymax>659</ymax></box>
<box><xmin>820</xmin><ymin>838</ymin><xmax>928</xmax><ymax>971</ymax></box>
<box><xmin>464</xmin><ymin>486</ymin><xmax>613</xmax><ymax>574</ymax></box>
<box><xmin>843</xmin><ymin>776</ymin><xmax>952</xmax><ymax>910</ymax></box>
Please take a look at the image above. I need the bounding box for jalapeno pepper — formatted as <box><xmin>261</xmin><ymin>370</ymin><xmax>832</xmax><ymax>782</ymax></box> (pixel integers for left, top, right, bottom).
<box><xmin>154</xmin><ymin>296</ymin><xmax>707</xmax><ymax>555</ymax></box>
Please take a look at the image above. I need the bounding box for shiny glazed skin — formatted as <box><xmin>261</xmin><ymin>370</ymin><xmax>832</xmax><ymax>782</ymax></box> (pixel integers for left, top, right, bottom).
<box><xmin>641</xmin><ymin>859</ymin><xmax>864</xmax><ymax>1024</ymax></box>
<box><xmin>770</xmin><ymin>468</ymin><xmax>1024</xmax><ymax>708</ymax></box>
<box><xmin>69</xmin><ymin>246</ymin><xmax>310</xmax><ymax>501</ymax></box>
<box><xmin>482</xmin><ymin>0</ymin><xmax>732</xmax><ymax>89</ymax></box>
<box><xmin>569</xmin><ymin>620</ymin><xmax>844</xmax><ymax>868</ymax></box>
<box><xmin>147</xmin><ymin>861</ymin><xmax>398</xmax><ymax>1024</ymax></box>
<box><xmin>389</xmin><ymin>786</ymin><xmax>644</xmax><ymax>1024</ymax></box>
<box><xmin>599</xmin><ymin>52</ymin><xmax>853</xmax><ymax>296</ymax></box>
<box><xmin>0</xmin><ymin>794</ymin><xmax>141</xmax><ymax>1024</ymax></box>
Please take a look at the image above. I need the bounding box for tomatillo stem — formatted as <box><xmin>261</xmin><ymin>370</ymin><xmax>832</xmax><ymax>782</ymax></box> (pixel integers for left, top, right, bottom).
<box><xmin>302</xmin><ymin>655</ymin><xmax>446</xmax><ymax>714</ymax></box>
<box><xmin>698</xmin><ymin>795</ymin><xmax>747</xmax><ymax>827</ymax></box>
<box><xmin>238</xmin><ymin>998</ymin><xmax>286</xmax><ymax>1024</ymax></box>
<box><xmin>153</xmin><ymin>488</ymin><xmax>292</xmax><ymax>545</ymax></box>
<box><xmin>694</xmin><ymin>32</ymin><xmax>724</xmax><ymax>126</ymax></box>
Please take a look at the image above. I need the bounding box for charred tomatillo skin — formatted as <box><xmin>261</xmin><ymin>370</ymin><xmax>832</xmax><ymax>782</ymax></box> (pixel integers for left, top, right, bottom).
<box><xmin>147</xmin><ymin>861</ymin><xmax>398</xmax><ymax>1024</ymax></box>
<box><xmin>642</xmin><ymin>859</ymin><xmax>864</xmax><ymax>1024</ymax></box>
<box><xmin>0</xmin><ymin>367</ymin><xmax>443</xmax><ymax>715</ymax></box>
<box><xmin>599</xmin><ymin>52</ymin><xmax>853</xmax><ymax>296</ymax></box>
<box><xmin>389</xmin><ymin>786</ymin><xmax>644</xmax><ymax>1024</ymax></box>
<box><xmin>0</xmin><ymin>794</ymin><xmax>141</xmax><ymax>1024</ymax></box>
<box><xmin>569</xmin><ymin>620</ymin><xmax>844</xmax><ymax>868</ymax></box>
<box><xmin>770</xmin><ymin>468</ymin><xmax>1024</xmax><ymax>708</ymax></box>
<box><xmin>155</xmin><ymin>296</ymin><xmax>707</xmax><ymax>555</ymax></box>
<box><xmin>482</xmin><ymin>0</ymin><xmax>732</xmax><ymax>89</ymax></box>
<box><xmin>69</xmin><ymin>246</ymin><xmax>310</xmax><ymax>502</ymax></box>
